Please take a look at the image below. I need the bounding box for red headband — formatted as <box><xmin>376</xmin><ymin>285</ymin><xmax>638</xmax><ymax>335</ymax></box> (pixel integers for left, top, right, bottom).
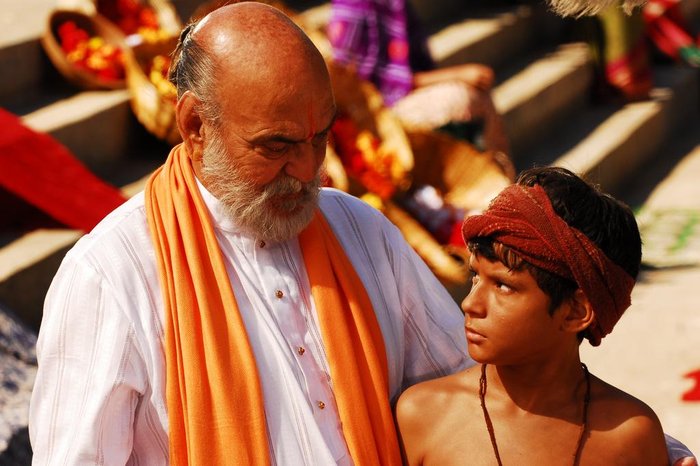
<box><xmin>461</xmin><ymin>184</ymin><xmax>635</xmax><ymax>346</ymax></box>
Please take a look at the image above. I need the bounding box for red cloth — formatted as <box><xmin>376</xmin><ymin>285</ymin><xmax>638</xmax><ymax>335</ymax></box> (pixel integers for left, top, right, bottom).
<box><xmin>0</xmin><ymin>108</ymin><xmax>126</xmax><ymax>232</ymax></box>
<box><xmin>682</xmin><ymin>369</ymin><xmax>700</xmax><ymax>402</ymax></box>
<box><xmin>461</xmin><ymin>184</ymin><xmax>635</xmax><ymax>346</ymax></box>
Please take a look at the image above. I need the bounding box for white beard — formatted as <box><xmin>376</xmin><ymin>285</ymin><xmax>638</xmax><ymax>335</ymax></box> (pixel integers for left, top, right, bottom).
<box><xmin>200</xmin><ymin>132</ymin><xmax>321</xmax><ymax>242</ymax></box>
<box><xmin>547</xmin><ymin>0</ymin><xmax>647</xmax><ymax>17</ymax></box>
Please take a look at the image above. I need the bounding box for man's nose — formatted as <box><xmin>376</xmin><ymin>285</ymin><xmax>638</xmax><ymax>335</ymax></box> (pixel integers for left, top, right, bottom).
<box><xmin>284</xmin><ymin>142</ymin><xmax>324</xmax><ymax>183</ymax></box>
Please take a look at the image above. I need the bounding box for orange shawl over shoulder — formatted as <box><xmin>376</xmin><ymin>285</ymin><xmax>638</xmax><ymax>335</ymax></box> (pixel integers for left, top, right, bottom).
<box><xmin>145</xmin><ymin>144</ymin><xmax>401</xmax><ymax>465</ymax></box>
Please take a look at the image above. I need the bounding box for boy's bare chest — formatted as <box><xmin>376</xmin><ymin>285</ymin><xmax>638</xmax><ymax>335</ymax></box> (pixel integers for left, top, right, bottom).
<box><xmin>422</xmin><ymin>412</ymin><xmax>589</xmax><ymax>466</ymax></box>
<box><xmin>422</xmin><ymin>415</ymin><xmax>641</xmax><ymax>466</ymax></box>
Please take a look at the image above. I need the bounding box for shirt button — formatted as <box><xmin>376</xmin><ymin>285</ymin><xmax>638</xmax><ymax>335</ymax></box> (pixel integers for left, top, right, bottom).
<box><xmin>317</xmin><ymin>401</ymin><xmax>325</xmax><ymax>410</ymax></box>
<box><xmin>259</xmin><ymin>240</ymin><xmax>266</xmax><ymax>248</ymax></box>
<box><xmin>275</xmin><ymin>290</ymin><xmax>284</xmax><ymax>299</ymax></box>
<box><xmin>297</xmin><ymin>346</ymin><xmax>305</xmax><ymax>355</ymax></box>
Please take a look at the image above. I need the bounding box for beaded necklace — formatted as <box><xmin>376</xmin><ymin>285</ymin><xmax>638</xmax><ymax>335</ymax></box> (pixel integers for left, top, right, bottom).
<box><xmin>478</xmin><ymin>363</ymin><xmax>591</xmax><ymax>466</ymax></box>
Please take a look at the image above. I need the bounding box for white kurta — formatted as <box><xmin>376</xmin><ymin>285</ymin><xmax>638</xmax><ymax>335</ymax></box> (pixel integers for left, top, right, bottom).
<box><xmin>29</xmin><ymin>186</ymin><xmax>471</xmax><ymax>465</ymax></box>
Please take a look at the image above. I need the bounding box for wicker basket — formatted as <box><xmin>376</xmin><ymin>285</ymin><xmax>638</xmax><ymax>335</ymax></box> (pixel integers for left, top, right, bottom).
<box><xmin>123</xmin><ymin>36</ymin><xmax>181</xmax><ymax>145</ymax></box>
<box><xmin>407</xmin><ymin>130</ymin><xmax>511</xmax><ymax>212</ymax></box>
<box><xmin>41</xmin><ymin>9</ymin><xmax>128</xmax><ymax>90</ymax></box>
<box><xmin>93</xmin><ymin>0</ymin><xmax>182</xmax><ymax>37</ymax></box>
<box><xmin>393</xmin><ymin>130</ymin><xmax>511</xmax><ymax>298</ymax></box>
<box><xmin>144</xmin><ymin>0</ymin><xmax>182</xmax><ymax>36</ymax></box>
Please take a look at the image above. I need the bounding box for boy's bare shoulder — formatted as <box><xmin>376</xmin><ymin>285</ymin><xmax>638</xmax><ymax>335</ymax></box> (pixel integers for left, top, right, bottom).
<box><xmin>398</xmin><ymin>367</ymin><xmax>473</xmax><ymax>418</ymax></box>
<box><xmin>589</xmin><ymin>374</ymin><xmax>663</xmax><ymax>432</ymax></box>
<box><xmin>397</xmin><ymin>366</ymin><xmax>484</xmax><ymax>465</ymax></box>
<box><xmin>583</xmin><ymin>373</ymin><xmax>668</xmax><ymax>465</ymax></box>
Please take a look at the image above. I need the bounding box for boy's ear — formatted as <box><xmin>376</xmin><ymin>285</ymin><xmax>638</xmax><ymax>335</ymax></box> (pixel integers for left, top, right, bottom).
<box><xmin>561</xmin><ymin>289</ymin><xmax>595</xmax><ymax>334</ymax></box>
<box><xmin>176</xmin><ymin>90</ymin><xmax>205</xmax><ymax>162</ymax></box>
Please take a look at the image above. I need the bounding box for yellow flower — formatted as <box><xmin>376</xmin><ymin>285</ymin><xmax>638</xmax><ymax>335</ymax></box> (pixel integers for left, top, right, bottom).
<box><xmin>87</xmin><ymin>37</ymin><xmax>104</xmax><ymax>50</ymax></box>
<box><xmin>360</xmin><ymin>193</ymin><xmax>385</xmax><ymax>211</ymax></box>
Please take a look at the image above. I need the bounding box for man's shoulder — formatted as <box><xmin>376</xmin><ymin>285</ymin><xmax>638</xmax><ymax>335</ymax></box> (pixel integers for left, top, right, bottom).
<box><xmin>319</xmin><ymin>187</ymin><xmax>380</xmax><ymax>212</ymax></box>
<box><xmin>320</xmin><ymin>188</ymin><xmax>395</xmax><ymax>227</ymax></box>
<box><xmin>65</xmin><ymin>192</ymin><xmax>151</xmax><ymax>264</ymax></box>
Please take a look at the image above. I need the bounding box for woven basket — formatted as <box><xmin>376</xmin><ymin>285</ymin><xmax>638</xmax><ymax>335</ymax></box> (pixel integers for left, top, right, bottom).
<box><xmin>93</xmin><ymin>0</ymin><xmax>182</xmax><ymax>37</ymax></box>
<box><xmin>387</xmin><ymin>131</ymin><xmax>511</xmax><ymax>298</ymax></box>
<box><xmin>144</xmin><ymin>0</ymin><xmax>182</xmax><ymax>36</ymax></box>
<box><xmin>407</xmin><ymin>130</ymin><xmax>511</xmax><ymax>212</ymax></box>
<box><xmin>124</xmin><ymin>36</ymin><xmax>181</xmax><ymax>145</ymax></box>
<box><xmin>41</xmin><ymin>9</ymin><xmax>128</xmax><ymax>90</ymax></box>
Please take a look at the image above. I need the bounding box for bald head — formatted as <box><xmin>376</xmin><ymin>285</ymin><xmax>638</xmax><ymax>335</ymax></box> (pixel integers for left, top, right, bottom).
<box><xmin>170</xmin><ymin>2</ymin><xmax>330</xmax><ymax>125</ymax></box>
<box><xmin>196</xmin><ymin>3</ymin><xmax>323</xmax><ymax>65</ymax></box>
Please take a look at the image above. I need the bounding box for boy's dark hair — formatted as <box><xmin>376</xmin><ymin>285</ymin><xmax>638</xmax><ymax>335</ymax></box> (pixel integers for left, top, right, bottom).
<box><xmin>468</xmin><ymin>166</ymin><xmax>642</xmax><ymax>317</ymax></box>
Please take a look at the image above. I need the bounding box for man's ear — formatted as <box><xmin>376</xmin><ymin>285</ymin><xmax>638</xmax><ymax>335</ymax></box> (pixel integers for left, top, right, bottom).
<box><xmin>561</xmin><ymin>289</ymin><xmax>595</xmax><ymax>334</ymax></box>
<box><xmin>176</xmin><ymin>90</ymin><xmax>205</xmax><ymax>161</ymax></box>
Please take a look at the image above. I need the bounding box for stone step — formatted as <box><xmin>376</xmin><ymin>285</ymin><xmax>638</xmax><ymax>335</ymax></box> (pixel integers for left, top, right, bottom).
<box><xmin>426</xmin><ymin>3</ymin><xmax>564</xmax><ymax>69</ymax></box>
<box><xmin>620</xmin><ymin>111</ymin><xmax>700</xmax><ymax>210</ymax></box>
<box><xmin>296</xmin><ymin>1</ymin><xmax>562</xmax><ymax>68</ymax></box>
<box><xmin>0</xmin><ymin>0</ymin><xmax>58</xmax><ymax>105</ymax></box>
<box><xmin>19</xmin><ymin>90</ymin><xmax>136</xmax><ymax>174</ymax></box>
<box><xmin>520</xmin><ymin>66</ymin><xmax>700</xmax><ymax>193</ymax></box>
<box><xmin>494</xmin><ymin>41</ymin><xmax>594</xmax><ymax>156</ymax></box>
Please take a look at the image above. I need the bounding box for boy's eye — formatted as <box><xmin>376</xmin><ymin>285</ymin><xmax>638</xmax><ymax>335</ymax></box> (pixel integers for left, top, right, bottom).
<box><xmin>496</xmin><ymin>281</ymin><xmax>513</xmax><ymax>293</ymax></box>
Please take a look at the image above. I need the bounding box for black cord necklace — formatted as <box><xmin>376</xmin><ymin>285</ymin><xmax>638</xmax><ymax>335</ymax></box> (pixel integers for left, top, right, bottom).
<box><xmin>479</xmin><ymin>363</ymin><xmax>591</xmax><ymax>466</ymax></box>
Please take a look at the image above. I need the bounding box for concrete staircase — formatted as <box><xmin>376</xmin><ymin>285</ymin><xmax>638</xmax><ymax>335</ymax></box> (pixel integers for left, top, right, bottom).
<box><xmin>0</xmin><ymin>0</ymin><xmax>698</xmax><ymax>460</ymax></box>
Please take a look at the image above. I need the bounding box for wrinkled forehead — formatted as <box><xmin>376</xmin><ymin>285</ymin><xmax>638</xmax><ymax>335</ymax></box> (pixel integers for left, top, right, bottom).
<box><xmin>217</xmin><ymin>66</ymin><xmax>335</xmax><ymax>143</ymax></box>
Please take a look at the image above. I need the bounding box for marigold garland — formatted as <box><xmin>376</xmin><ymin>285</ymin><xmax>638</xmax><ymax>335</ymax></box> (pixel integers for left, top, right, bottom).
<box><xmin>331</xmin><ymin>114</ymin><xmax>466</xmax><ymax>248</ymax></box>
<box><xmin>331</xmin><ymin>115</ymin><xmax>405</xmax><ymax>201</ymax></box>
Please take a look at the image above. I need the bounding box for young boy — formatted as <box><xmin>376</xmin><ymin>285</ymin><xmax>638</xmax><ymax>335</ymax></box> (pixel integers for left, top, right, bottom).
<box><xmin>396</xmin><ymin>166</ymin><xmax>669</xmax><ymax>465</ymax></box>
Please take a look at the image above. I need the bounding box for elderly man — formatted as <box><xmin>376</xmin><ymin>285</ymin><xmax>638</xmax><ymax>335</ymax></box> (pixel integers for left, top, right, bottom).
<box><xmin>28</xmin><ymin>3</ymin><xmax>468</xmax><ymax>464</ymax></box>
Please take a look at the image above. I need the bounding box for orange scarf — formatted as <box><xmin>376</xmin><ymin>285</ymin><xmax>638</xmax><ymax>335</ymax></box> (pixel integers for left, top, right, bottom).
<box><xmin>145</xmin><ymin>144</ymin><xmax>401</xmax><ymax>465</ymax></box>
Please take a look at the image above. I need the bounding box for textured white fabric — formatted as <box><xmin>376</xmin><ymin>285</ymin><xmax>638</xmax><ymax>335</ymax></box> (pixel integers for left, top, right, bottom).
<box><xmin>29</xmin><ymin>186</ymin><xmax>471</xmax><ymax>465</ymax></box>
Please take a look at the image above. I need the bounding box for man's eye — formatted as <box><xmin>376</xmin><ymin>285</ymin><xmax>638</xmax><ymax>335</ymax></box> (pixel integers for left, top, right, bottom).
<box><xmin>263</xmin><ymin>142</ymin><xmax>290</xmax><ymax>156</ymax></box>
<box><xmin>312</xmin><ymin>131</ymin><xmax>329</xmax><ymax>147</ymax></box>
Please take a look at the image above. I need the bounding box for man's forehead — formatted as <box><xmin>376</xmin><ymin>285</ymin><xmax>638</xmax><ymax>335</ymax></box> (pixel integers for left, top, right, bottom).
<box><xmin>237</xmin><ymin>103</ymin><xmax>337</xmax><ymax>139</ymax></box>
